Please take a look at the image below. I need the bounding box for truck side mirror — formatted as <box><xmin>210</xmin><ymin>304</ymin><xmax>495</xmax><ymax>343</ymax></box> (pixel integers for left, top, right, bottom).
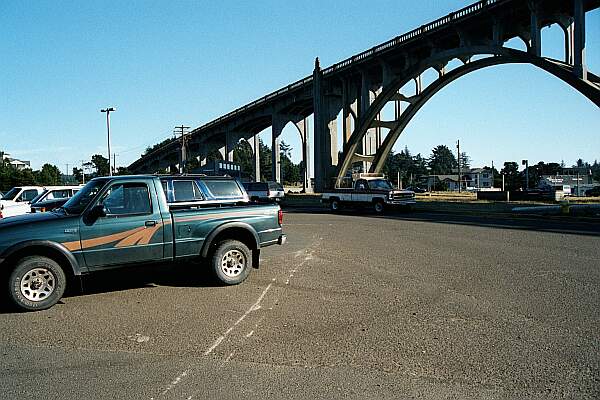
<box><xmin>88</xmin><ymin>204</ymin><xmax>107</xmax><ymax>221</ymax></box>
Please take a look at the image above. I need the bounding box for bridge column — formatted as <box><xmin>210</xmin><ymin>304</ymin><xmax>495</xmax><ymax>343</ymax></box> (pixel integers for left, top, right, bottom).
<box><xmin>218</xmin><ymin>146</ymin><xmax>226</xmax><ymax>160</ymax></box>
<box><xmin>573</xmin><ymin>0</ymin><xmax>587</xmax><ymax>80</ymax></box>
<box><xmin>528</xmin><ymin>1</ymin><xmax>542</xmax><ymax>57</ymax></box>
<box><xmin>565</xmin><ymin>20</ymin><xmax>574</xmax><ymax>65</ymax></box>
<box><xmin>223</xmin><ymin>132</ymin><xmax>237</xmax><ymax>162</ymax></box>
<box><xmin>313</xmin><ymin>58</ymin><xmax>330</xmax><ymax>191</ymax></box>
<box><xmin>272</xmin><ymin>115</ymin><xmax>286</xmax><ymax>183</ymax></box>
<box><xmin>252</xmin><ymin>133</ymin><xmax>261</xmax><ymax>181</ymax></box>
<box><xmin>296</xmin><ymin>118</ymin><xmax>312</xmax><ymax>192</ymax></box>
<box><xmin>342</xmin><ymin>79</ymin><xmax>358</xmax><ymax>147</ymax></box>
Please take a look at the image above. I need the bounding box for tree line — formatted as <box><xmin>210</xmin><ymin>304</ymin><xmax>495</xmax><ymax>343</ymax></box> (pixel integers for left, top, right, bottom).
<box><xmin>2</xmin><ymin>144</ymin><xmax>598</xmax><ymax>192</ymax></box>
<box><xmin>381</xmin><ymin>144</ymin><xmax>600</xmax><ymax>191</ymax></box>
<box><xmin>0</xmin><ymin>151</ymin><xmax>131</xmax><ymax>192</ymax></box>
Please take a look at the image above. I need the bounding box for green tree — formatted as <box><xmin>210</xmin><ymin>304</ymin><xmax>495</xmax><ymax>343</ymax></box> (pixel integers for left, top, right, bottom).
<box><xmin>72</xmin><ymin>167</ymin><xmax>83</xmax><ymax>183</ymax></box>
<box><xmin>91</xmin><ymin>154</ymin><xmax>110</xmax><ymax>177</ymax></box>
<box><xmin>259</xmin><ymin>139</ymin><xmax>272</xmax><ymax>181</ymax></box>
<box><xmin>233</xmin><ymin>140</ymin><xmax>254</xmax><ymax>179</ymax></box>
<box><xmin>459</xmin><ymin>152</ymin><xmax>470</xmax><ymax>171</ymax></box>
<box><xmin>35</xmin><ymin>164</ymin><xmax>62</xmax><ymax>185</ymax></box>
<box><xmin>501</xmin><ymin>161</ymin><xmax>522</xmax><ymax>190</ymax></box>
<box><xmin>592</xmin><ymin>160</ymin><xmax>600</xmax><ymax>182</ymax></box>
<box><xmin>116</xmin><ymin>166</ymin><xmax>131</xmax><ymax>175</ymax></box>
<box><xmin>428</xmin><ymin>145</ymin><xmax>457</xmax><ymax>175</ymax></box>
<box><xmin>279</xmin><ymin>141</ymin><xmax>300</xmax><ymax>185</ymax></box>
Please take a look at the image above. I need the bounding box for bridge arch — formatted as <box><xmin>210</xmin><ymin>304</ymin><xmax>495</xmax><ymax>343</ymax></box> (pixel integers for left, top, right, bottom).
<box><xmin>335</xmin><ymin>46</ymin><xmax>600</xmax><ymax>186</ymax></box>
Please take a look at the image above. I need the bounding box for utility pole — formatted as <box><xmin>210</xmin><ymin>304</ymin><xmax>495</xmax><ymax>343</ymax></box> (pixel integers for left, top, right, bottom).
<box><xmin>100</xmin><ymin>107</ymin><xmax>116</xmax><ymax>176</ymax></box>
<box><xmin>65</xmin><ymin>163</ymin><xmax>69</xmax><ymax>184</ymax></box>
<box><xmin>113</xmin><ymin>154</ymin><xmax>117</xmax><ymax>175</ymax></box>
<box><xmin>491</xmin><ymin>160</ymin><xmax>495</xmax><ymax>188</ymax></box>
<box><xmin>173</xmin><ymin>125</ymin><xmax>190</xmax><ymax>174</ymax></box>
<box><xmin>456</xmin><ymin>140</ymin><xmax>461</xmax><ymax>193</ymax></box>
<box><xmin>81</xmin><ymin>160</ymin><xmax>86</xmax><ymax>184</ymax></box>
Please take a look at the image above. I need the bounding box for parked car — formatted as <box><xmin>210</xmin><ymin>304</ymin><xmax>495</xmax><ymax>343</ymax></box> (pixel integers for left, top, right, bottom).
<box><xmin>585</xmin><ymin>186</ymin><xmax>600</xmax><ymax>197</ymax></box>
<box><xmin>242</xmin><ymin>181</ymin><xmax>285</xmax><ymax>203</ymax></box>
<box><xmin>0</xmin><ymin>175</ymin><xmax>286</xmax><ymax>311</ymax></box>
<box><xmin>0</xmin><ymin>186</ymin><xmax>45</xmax><ymax>219</ymax></box>
<box><xmin>30</xmin><ymin>186</ymin><xmax>79</xmax><ymax>213</ymax></box>
<box><xmin>3</xmin><ymin>186</ymin><xmax>80</xmax><ymax>218</ymax></box>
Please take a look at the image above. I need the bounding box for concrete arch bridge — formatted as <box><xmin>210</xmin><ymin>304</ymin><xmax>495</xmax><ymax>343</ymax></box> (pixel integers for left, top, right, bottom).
<box><xmin>128</xmin><ymin>0</ymin><xmax>600</xmax><ymax>192</ymax></box>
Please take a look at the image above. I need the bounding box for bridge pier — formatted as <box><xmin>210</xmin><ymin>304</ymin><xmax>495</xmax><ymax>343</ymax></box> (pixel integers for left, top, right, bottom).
<box><xmin>272</xmin><ymin>115</ymin><xmax>286</xmax><ymax>183</ymax></box>
<box><xmin>296</xmin><ymin>117</ymin><xmax>312</xmax><ymax>192</ymax></box>
<box><xmin>528</xmin><ymin>1</ymin><xmax>542</xmax><ymax>57</ymax></box>
<box><xmin>573</xmin><ymin>0</ymin><xmax>587</xmax><ymax>80</ymax></box>
<box><xmin>341</xmin><ymin>79</ymin><xmax>358</xmax><ymax>148</ymax></box>
<box><xmin>225</xmin><ymin>132</ymin><xmax>237</xmax><ymax>162</ymax></box>
<box><xmin>252</xmin><ymin>133</ymin><xmax>260</xmax><ymax>182</ymax></box>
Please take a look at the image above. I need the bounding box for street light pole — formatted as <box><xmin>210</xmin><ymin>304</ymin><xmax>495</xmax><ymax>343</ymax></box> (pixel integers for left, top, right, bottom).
<box><xmin>522</xmin><ymin>159</ymin><xmax>529</xmax><ymax>191</ymax></box>
<box><xmin>456</xmin><ymin>140</ymin><xmax>461</xmax><ymax>193</ymax></box>
<box><xmin>101</xmin><ymin>107</ymin><xmax>116</xmax><ymax>176</ymax></box>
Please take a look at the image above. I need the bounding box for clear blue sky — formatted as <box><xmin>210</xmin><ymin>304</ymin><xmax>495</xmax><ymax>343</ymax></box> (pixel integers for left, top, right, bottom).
<box><xmin>1</xmin><ymin>1</ymin><xmax>598</xmax><ymax>173</ymax></box>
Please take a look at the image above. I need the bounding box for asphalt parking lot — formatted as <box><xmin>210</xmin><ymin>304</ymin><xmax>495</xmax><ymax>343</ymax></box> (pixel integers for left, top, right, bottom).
<box><xmin>1</xmin><ymin>211</ymin><xmax>599</xmax><ymax>399</ymax></box>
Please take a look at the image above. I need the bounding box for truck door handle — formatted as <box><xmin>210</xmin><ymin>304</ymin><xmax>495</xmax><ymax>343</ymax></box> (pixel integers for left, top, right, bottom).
<box><xmin>145</xmin><ymin>220</ymin><xmax>157</xmax><ymax>227</ymax></box>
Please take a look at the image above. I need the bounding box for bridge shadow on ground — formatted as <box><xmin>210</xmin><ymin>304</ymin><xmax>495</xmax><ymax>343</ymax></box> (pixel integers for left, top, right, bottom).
<box><xmin>283</xmin><ymin>207</ymin><xmax>600</xmax><ymax>237</ymax></box>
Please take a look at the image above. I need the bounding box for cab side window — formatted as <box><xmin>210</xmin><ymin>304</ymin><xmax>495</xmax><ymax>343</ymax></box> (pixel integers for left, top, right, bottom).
<box><xmin>100</xmin><ymin>183</ymin><xmax>151</xmax><ymax>215</ymax></box>
<box><xmin>47</xmin><ymin>190</ymin><xmax>70</xmax><ymax>200</ymax></box>
<box><xmin>21</xmin><ymin>190</ymin><xmax>39</xmax><ymax>202</ymax></box>
<box><xmin>172</xmin><ymin>180</ymin><xmax>203</xmax><ymax>202</ymax></box>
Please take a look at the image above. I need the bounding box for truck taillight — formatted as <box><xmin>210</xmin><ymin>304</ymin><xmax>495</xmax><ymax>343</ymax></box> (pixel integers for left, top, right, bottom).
<box><xmin>278</xmin><ymin>209</ymin><xmax>283</xmax><ymax>225</ymax></box>
<box><xmin>0</xmin><ymin>210</ymin><xmax>3</xmax><ymax>219</ymax></box>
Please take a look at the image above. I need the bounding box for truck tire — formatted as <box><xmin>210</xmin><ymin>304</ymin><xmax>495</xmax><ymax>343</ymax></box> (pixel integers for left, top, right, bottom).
<box><xmin>373</xmin><ymin>200</ymin><xmax>385</xmax><ymax>214</ymax></box>
<box><xmin>211</xmin><ymin>240</ymin><xmax>252</xmax><ymax>285</ymax></box>
<box><xmin>330</xmin><ymin>198</ymin><xmax>341</xmax><ymax>212</ymax></box>
<box><xmin>8</xmin><ymin>256</ymin><xmax>66</xmax><ymax>311</ymax></box>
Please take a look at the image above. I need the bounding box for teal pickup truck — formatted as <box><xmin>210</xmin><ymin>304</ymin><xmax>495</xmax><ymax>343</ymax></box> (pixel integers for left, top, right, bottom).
<box><xmin>0</xmin><ymin>175</ymin><xmax>286</xmax><ymax>311</ymax></box>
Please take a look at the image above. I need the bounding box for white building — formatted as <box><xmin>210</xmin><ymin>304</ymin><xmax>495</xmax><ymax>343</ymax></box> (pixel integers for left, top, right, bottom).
<box><xmin>1</xmin><ymin>153</ymin><xmax>31</xmax><ymax>170</ymax></box>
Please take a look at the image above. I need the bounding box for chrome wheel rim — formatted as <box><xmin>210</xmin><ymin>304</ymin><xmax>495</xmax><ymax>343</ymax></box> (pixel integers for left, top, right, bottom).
<box><xmin>20</xmin><ymin>268</ymin><xmax>56</xmax><ymax>302</ymax></box>
<box><xmin>375</xmin><ymin>203</ymin><xmax>383</xmax><ymax>212</ymax></box>
<box><xmin>332</xmin><ymin>201</ymin><xmax>339</xmax><ymax>210</ymax></box>
<box><xmin>221</xmin><ymin>250</ymin><xmax>246</xmax><ymax>277</ymax></box>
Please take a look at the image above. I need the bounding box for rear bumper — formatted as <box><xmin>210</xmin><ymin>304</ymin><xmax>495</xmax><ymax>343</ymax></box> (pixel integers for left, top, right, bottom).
<box><xmin>278</xmin><ymin>234</ymin><xmax>287</xmax><ymax>245</ymax></box>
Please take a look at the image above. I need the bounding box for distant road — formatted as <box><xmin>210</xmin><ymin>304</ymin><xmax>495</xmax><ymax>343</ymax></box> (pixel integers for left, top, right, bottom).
<box><xmin>1</xmin><ymin>212</ymin><xmax>598</xmax><ymax>399</ymax></box>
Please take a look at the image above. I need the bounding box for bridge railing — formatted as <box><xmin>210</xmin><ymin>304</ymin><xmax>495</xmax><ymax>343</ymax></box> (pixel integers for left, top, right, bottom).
<box><xmin>135</xmin><ymin>0</ymin><xmax>505</xmax><ymax>165</ymax></box>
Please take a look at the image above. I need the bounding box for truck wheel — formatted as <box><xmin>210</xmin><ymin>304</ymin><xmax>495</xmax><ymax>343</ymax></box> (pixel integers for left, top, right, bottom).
<box><xmin>373</xmin><ymin>200</ymin><xmax>385</xmax><ymax>214</ymax></box>
<box><xmin>211</xmin><ymin>240</ymin><xmax>252</xmax><ymax>285</ymax></box>
<box><xmin>8</xmin><ymin>256</ymin><xmax>66</xmax><ymax>311</ymax></box>
<box><xmin>330</xmin><ymin>199</ymin><xmax>341</xmax><ymax>212</ymax></box>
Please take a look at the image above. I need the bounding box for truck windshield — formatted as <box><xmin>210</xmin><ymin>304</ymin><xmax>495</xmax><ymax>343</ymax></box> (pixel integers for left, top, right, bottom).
<box><xmin>62</xmin><ymin>180</ymin><xmax>106</xmax><ymax>214</ymax></box>
<box><xmin>368</xmin><ymin>179</ymin><xmax>392</xmax><ymax>190</ymax></box>
<box><xmin>2</xmin><ymin>188</ymin><xmax>21</xmax><ymax>201</ymax></box>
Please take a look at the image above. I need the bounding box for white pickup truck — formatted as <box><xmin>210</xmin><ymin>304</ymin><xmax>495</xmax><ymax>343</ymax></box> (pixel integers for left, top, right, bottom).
<box><xmin>321</xmin><ymin>174</ymin><xmax>415</xmax><ymax>214</ymax></box>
